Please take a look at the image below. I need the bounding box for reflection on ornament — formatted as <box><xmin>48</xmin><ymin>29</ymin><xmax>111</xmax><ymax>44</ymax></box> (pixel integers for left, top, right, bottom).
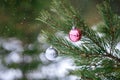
<box><xmin>69</xmin><ymin>27</ymin><xmax>82</xmax><ymax>42</ymax></box>
<box><xmin>45</xmin><ymin>46</ymin><xmax>58</xmax><ymax>61</ymax></box>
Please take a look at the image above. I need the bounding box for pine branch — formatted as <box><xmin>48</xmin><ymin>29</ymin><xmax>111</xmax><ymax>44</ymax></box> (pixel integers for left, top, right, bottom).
<box><xmin>103</xmin><ymin>54</ymin><xmax>120</xmax><ymax>62</ymax></box>
<box><xmin>97</xmin><ymin>0</ymin><xmax>120</xmax><ymax>62</ymax></box>
<box><xmin>38</xmin><ymin>1</ymin><xmax>120</xmax><ymax>79</ymax></box>
<box><xmin>73</xmin><ymin>15</ymin><xmax>108</xmax><ymax>54</ymax></box>
<box><xmin>39</xmin><ymin>0</ymin><xmax>120</xmax><ymax>63</ymax></box>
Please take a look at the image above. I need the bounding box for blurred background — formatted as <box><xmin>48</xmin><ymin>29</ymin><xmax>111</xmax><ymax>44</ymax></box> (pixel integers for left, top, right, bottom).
<box><xmin>0</xmin><ymin>0</ymin><xmax>120</xmax><ymax>80</ymax></box>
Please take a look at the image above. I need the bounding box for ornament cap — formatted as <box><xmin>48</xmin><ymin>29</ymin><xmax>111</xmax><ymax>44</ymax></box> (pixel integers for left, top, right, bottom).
<box><xmin>49</xmin><ymin>45</ymin><xmax>53</xmax><ymax>48</ymax></box>
<box><xmin>72</xmin><ymin>26</ymin><xmax>76</xmax><ymax>29</ymax></box>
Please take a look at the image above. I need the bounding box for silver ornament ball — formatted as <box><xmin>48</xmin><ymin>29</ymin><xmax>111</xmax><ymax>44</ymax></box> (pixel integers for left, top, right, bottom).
<box><xmin>45</xmin><ymin>46</ymin><xmax>58</xmax><ymax>61</ymax></box>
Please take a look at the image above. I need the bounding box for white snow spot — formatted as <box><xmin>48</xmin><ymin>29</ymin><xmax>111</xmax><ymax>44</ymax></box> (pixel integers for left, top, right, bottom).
<box><xmin>23</xmin><ymin>55</ymin><xmax>32</xmax><ymax>63</ymax></box>
<box><xmin>2</xmin><ymin>38</ymin><xmax>24</xmax><ymax>52</ymax></box>
<box><xmin>0</xmin><ymin>69</ymin><xmax>22</xmax><ymax>80</ymax></box>
<box><xmin>115</xmin><ymin>42</ymin><xmax>120</xmax><ymax>50</ymax></box>
<box><xmin>27</xmin><ymin>56</ymin><xmax>79</xmax><ymax>80</ymax></box>
<box><xmin>5</xmin><ymin>51</ymin><xmax>22</xmax><ymax>64</ymax></box>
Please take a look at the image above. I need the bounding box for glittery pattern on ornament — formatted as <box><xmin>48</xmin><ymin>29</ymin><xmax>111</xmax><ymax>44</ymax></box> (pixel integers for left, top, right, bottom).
<box><xmin>69</xmin><ymin>27</ymin><xmax>82</xmax><ymax>42</ymax></box>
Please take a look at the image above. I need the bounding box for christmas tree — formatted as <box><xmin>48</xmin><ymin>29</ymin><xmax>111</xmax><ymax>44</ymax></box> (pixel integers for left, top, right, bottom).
<box><xmin>37</xmin><ymin>0</ymin><xmax>120</xmax><ymax>80</ymax></box>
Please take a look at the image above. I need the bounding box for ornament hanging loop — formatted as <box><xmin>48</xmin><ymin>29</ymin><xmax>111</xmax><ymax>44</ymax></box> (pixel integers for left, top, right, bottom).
<box><xmin>72</xmin><ymin>20</ymin><xmax>76</xmax><ymax>29</ymax></box>
<box><xmin>72</xmin><ymin>15</ymin><xmax>77</xmax><ymax>29</ymax></box>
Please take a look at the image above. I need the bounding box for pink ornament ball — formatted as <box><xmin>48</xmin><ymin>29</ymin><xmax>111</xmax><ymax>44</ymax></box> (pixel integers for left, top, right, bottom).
<box><xmin>69</xmin><ymin>27</ymin><xmax>82</xmax><ymax>42</ymax></box>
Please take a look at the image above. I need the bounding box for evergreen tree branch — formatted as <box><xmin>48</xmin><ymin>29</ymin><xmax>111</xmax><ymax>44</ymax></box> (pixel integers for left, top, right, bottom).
<box><xmin>38</xmin><ymin>0</ymin><xmax>120</xmax><ymax>63</ymax></box>
<box><xmin>103</xmin><ymin>54</ymin><xmax>120</xmax><ymax>62</ymax></box>
<box><xmin>37</xmin><ymin>0</ymin><xmax>120</xmax><ymax>79</ymax></box>
<box><xmin>73</xmin><ymin>15</ymin><xmax>108</xmax><ymax>54</ymax></box>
